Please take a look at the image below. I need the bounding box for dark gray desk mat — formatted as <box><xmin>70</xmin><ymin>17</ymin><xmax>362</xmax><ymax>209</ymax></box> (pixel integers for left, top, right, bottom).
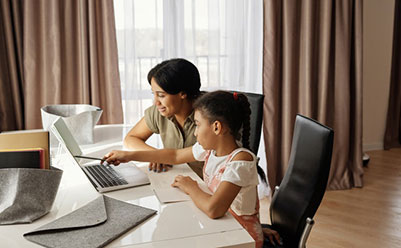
<box><xmin>24</xmin><ymin>195</ymin><xmax>157</xmax><ymax>248</ymax></box>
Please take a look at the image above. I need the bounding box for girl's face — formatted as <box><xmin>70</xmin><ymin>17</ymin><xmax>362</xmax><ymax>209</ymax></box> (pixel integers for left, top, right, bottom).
<box><xmin>194</xmin><ymin>110</ymin><xmax>216</xmax><ymax>150</ymax></box>
<box><xmin>151</xmin><ymin>78</ymin><xmax>184</xmax><ymax>117</ymax></box>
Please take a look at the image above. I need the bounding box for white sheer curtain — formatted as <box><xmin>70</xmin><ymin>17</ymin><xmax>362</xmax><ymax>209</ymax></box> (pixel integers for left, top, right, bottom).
<box><xmin>113</xmin><ymin>0</ymin><xmax>268</xmax><ymax>197</ymax></box>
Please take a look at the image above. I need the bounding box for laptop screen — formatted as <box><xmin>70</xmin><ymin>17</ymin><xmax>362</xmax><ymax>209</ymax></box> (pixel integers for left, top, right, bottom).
<box><xmin>51</xmin><ymin>117</ymin><xmax>83</xmax><ymax>159</ymax></box>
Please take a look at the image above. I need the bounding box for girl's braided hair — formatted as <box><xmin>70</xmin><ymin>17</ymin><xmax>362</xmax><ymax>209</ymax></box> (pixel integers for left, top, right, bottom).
<box><xmin>193</xmin><ymin>90</ymin><xmax>267</xmax><ymax>183</ymax></box>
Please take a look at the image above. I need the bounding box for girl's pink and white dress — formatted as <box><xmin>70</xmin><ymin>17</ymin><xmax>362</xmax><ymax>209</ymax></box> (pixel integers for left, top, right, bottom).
<box><xmin>192</xmin><ymin>142</ymin><xmax>264</xmax><ymax>248</ymax></box>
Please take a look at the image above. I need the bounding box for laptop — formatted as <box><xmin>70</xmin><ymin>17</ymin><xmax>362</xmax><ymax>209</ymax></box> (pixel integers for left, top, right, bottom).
<box><xmin>50</xmin><ymin>117</ymin><xmax>149</xmax><ymax>193</ymax></box>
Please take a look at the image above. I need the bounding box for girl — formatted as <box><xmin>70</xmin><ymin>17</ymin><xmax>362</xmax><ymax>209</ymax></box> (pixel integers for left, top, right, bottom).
<box><xmin>104</xmin><ymin>90</ymin><xmax>280</xmax><ymax>248</ymax></box>
<box><xmin>123</xmin><ymin>58</ymin><xmax>203</xmax><ymax>177</ymax></box>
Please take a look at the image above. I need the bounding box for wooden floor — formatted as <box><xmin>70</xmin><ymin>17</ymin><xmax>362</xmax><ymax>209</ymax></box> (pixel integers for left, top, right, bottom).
<box><xmin>259</xmin><ymin>148</ymin><xmax>401</xmax><ymax>248</ymax></box>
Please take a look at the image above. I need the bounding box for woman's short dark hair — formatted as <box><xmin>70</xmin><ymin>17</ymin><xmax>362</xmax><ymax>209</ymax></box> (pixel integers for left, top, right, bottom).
<box><xmin>147</xmin><ymin>58</ymin><xmax>201</xmax><ymax>100</ymax></box>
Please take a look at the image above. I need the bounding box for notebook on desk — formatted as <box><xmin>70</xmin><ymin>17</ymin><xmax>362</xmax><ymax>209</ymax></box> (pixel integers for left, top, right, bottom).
<box><xmin>148</xmin><ymin>163</ymin><xmax>212</xmax><ymax>203</ymax></box>
<box><xmin>51</xmin><ymin>117</ymin><xmax>149</xmax><ymax>193</ymax></box>
<box><xmin>0</xmin><ymin>148</ymin><xmax>45</xmax><ymax>169</ymax></box>
<box><xmin>0</xmin><ymin>130</ymin><xmax>50</xmax><ymax>169</ymax></box>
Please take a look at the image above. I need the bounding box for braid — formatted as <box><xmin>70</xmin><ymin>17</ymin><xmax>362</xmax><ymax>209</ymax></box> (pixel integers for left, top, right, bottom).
<box><xmin>238</xmin><ymin>93</ymin><xmax>267</xmax><ymax>184</ymax></box>
<box><xmin>238</xmin><ymin>93</ymin><xmax>251</xmax><ymax>150</ymax></box>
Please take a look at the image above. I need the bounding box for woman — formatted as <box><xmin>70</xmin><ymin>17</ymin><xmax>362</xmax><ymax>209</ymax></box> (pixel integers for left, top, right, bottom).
<box><xmin>123</xmin><ymin>58</ymin><xmax>204</xmax><ymax>177</ymax></box>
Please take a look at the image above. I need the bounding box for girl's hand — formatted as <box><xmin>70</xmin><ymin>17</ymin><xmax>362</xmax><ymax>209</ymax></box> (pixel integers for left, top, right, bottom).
<box><xmin>171</xmin><ymin>175</ymin><xmax>198</xmax><ymax>194</ymax></box>
<box><xmin>102</xmin><ymin>150</ymin><xmax>132</xmax><ymax>165</ymax></box>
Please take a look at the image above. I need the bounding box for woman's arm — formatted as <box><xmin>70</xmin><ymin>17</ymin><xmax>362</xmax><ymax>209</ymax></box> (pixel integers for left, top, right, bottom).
<box><xmin>124</xmin><ymin>117</ymin><xmax>170</xmax><ymax>172</ymax></box>
<box><xmin>172</xmin><ymin>177</ymin><xmax>241</xmax><ymax>219</ymax></box>
<box><xmin>123</xmin><ymin>117</ymin><xmax>155</xmax><ymax>151</ymax></box>
<box><xmin>104</xmin><ymin>146</ymin><xmax>196</xmax><ymax>166</ymax></box>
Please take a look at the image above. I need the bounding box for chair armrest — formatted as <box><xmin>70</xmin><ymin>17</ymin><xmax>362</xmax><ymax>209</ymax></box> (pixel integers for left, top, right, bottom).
<box><xmin>299</xmin><ymin>217</ymin><xmax>315</xmax><ymax>248</ymax></box>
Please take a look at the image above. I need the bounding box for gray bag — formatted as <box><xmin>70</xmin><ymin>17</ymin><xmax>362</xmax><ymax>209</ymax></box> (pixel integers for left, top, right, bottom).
<box><xmin>24</xmin><ymin>195</ymin><xmax>157</xmax><ymax>248</ymax></box>
<box><xmin>0</xmin><ymin>168</ymin><xmax>63</xmax><ymax>225</ymax></box>
<box><xmin>41</xmin><ymin>104</ymin><xmax>102</xmax><ymax>145</ymax></box>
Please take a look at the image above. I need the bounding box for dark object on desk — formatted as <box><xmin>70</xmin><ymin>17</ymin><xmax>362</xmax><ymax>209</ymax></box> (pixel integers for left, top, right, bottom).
<box><xmin>0</xmin><ymin>148</ymin><xmax>45</xmax><ymax>169</ymax></box>
<box><xmin>263</xmin><ymin>114</ymin><xmax>334</xmax><ymax>248</ymax></box>
<box><xmin>24</xmin><ymin>195</ymin><xmax>157</xmax><ymax>248</ymax></box>
<box><xmin>0</xmin><ymin>167</ymin><xmax>63</xmax><ymax>225</ymax></box>
<box><xmin>0</xmin><ymin>130</ymin><xmax>50</xmax><ymax>169</ymax></box>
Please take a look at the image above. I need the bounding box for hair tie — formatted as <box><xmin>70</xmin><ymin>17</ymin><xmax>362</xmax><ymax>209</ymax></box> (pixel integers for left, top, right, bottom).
<box><xmin>233</xmin><ymin>92</ymin><xmax>238</xmax><ymax>100</ymax></box>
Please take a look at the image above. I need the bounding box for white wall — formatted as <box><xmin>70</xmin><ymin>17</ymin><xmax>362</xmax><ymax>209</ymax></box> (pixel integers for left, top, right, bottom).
<box><xmin>363</xmin><ymin>0</ymin><xmax>395</xmax><ymax>151</ymax></box>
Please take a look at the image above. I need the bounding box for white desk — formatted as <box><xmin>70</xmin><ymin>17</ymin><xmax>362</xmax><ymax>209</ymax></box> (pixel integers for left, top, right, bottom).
<box><xmin>0</xmin><ymin>125</ymin><xmax>255</xmax><ymax>248</ymax></box>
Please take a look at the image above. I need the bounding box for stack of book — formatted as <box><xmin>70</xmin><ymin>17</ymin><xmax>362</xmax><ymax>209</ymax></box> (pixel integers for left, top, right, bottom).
<box><xmin>0</xmin><ymin>130</ymin><xmax>50</xmax><ymax>169</ymax></box>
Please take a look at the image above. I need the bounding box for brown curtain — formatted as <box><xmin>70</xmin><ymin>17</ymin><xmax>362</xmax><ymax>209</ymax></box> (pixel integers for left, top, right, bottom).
<box><xmin>0</xmin><ymin>1</ymin><xmax>24</xmax><ymax>131</ymax></box>
<box><xmin>384</xmin><ymin>0</ymin><xmax>401</xmax><ymax>150</ymax></box>
<box><xmin>262</xmin><ymin>0</ymin><xmax>363</xmax><ymax>190</ymax></box>
<box><xmin>0</xmin><ymin>0</ymin><xmax>122</xmax><ymax>131</ymax></box>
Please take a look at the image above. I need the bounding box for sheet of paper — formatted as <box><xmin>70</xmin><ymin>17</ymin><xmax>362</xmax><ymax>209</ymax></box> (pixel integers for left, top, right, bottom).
<box><xmin>146</xmin><ymin>163</ymin><xmax>211</xmax><ymax>203</ymax></box>
<box><xmin>153</xmin><ymin>188</ymin><xmax>190</xmax><ymax>203</ymax></box>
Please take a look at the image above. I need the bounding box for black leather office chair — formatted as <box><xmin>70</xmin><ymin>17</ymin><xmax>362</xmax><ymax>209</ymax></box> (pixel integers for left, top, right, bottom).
<box><xmin>263</xmin><ymin>114</ymin><xmax>334</xmax><ymax>248</ymax></box>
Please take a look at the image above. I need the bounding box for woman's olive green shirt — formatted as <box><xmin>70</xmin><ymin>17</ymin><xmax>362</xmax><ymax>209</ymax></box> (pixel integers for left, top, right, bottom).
<box><xmin>144</xmin><ymin>105</ymin><xmax>204</xmax><ymax>178</ymax></box>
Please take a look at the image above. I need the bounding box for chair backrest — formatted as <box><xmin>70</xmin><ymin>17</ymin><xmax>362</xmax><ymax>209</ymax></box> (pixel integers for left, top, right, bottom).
<box><xmin>269</xmin><ymin>114</ymin><xmax>334</xmax><ymax>246</ymax></box>
<box><xmin>235</xmin><ymin>91</ymin><xmax>264</xmax><ymax>154</ymax></box>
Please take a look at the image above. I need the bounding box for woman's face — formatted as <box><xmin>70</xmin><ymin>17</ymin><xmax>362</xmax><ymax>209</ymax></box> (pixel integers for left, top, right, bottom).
<box><xmin>151</xmin><ymin>78</ymin><xmax>184</xmax><ymax>117</ymax></box>
<box><xmin>194</xmin><ymin>110</ymin><xmax>216</xmax><ymax>150</ymax></box>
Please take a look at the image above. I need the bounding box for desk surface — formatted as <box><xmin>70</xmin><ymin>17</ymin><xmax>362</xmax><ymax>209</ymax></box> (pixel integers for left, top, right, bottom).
<box><xmin>0</xmin><ymin>125</ymin><xmax>254</xmax><ymax>248</ymax></box>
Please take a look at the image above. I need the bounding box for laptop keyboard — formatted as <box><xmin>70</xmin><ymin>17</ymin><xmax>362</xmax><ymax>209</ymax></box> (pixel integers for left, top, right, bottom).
<box><xmin>85</xmin><ymin>164</ymin><xmax>128</xmax><ymax>187</ymax></box>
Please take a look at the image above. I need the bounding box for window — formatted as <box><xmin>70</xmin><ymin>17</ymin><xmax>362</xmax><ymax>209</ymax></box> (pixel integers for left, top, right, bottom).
<box><xmin>114</xmin><ymin>0</ymin><xmax>263</xmax><ymax>124</ymax></box>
